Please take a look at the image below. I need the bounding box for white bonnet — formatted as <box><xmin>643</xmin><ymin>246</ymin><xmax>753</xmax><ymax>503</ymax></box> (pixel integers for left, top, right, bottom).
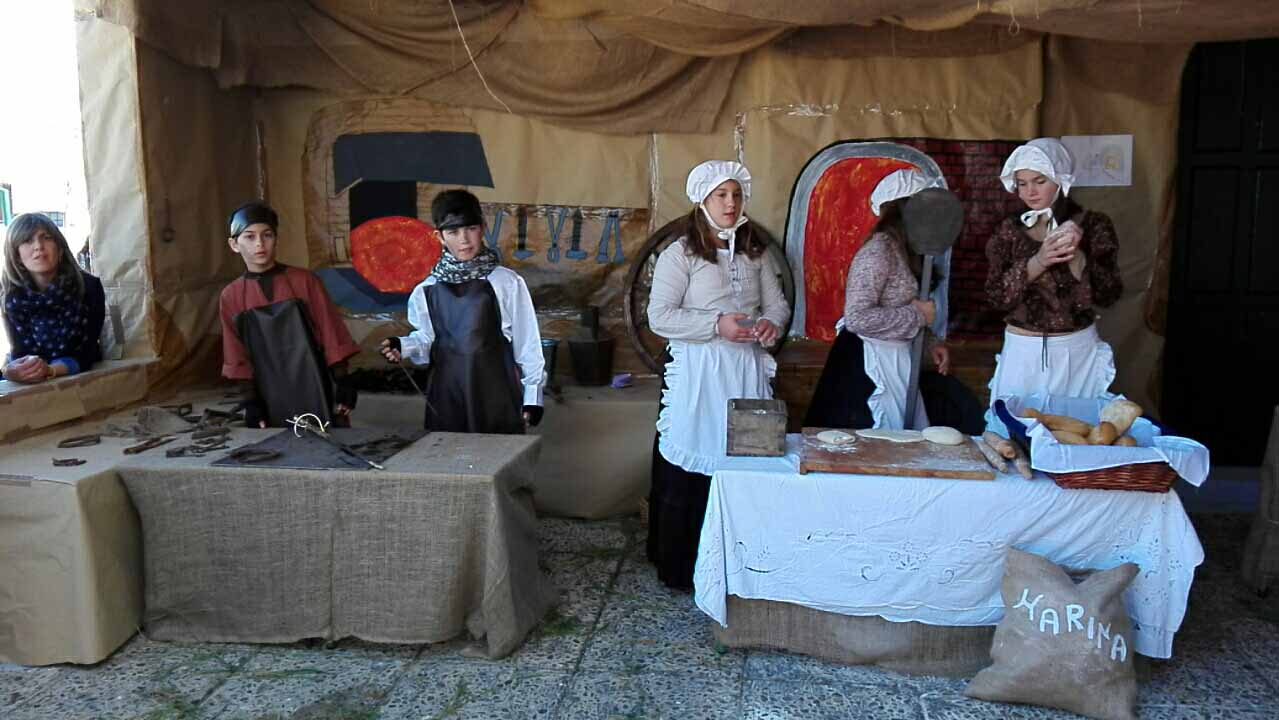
<box><xmin>999</xmin><ymin>138</ymin><xmax>1075</xmax><ymax>195</ymax></box>
<box><xmin>685</xmin><ymin>160</ymin><xmax>752</xmax><ymax>205</ymax></box>
<box><xmin>869</xmin><ymin>168</ymin><xmax>945</xmax><ymax>216</ymax></box>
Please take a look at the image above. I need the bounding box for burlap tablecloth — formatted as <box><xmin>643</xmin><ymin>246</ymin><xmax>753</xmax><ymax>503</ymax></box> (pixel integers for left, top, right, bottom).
<box><xmin>117</xmin><ymin>432</ymin><xmax>555</xmax><ymax>658</ymax></box>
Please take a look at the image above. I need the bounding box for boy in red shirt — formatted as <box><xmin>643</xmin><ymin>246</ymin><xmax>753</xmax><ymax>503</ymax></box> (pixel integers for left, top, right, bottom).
<box><xmin>219</xmin><ymin>202</ymin><xmax>360</xmax><ymax>427</ymax></box>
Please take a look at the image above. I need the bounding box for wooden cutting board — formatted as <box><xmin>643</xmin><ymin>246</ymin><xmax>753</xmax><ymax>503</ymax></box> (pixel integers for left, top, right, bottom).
<box><xmin>799</xmin><ymin>427</ymin><xmax>995</xmax><ymax>480</ymax></box>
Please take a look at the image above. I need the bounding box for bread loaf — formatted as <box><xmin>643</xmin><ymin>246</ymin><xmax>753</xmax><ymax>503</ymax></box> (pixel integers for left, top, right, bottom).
<box><xmin>1115</xmin><ymin>435</ymin><xmax>1138</xmax><ymax>447</ymax></box>
<box><xmin>1086</xmin><ymin>421</ymin><xmax>1119</xmax><ymax>446</ymax></box>
<box><xmin>1099</xmin><ymin>399</ymin><xmax>1143</xmax><ymax>436</ymax></box>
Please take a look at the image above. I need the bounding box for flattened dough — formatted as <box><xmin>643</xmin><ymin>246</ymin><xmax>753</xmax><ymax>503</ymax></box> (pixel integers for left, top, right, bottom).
<box><xmin>922</xmin><ymin>425</ymin><xmax>966</xmax><ymax>445</ymax></box>
<box><xmin>855</xmin><ymin>429</ymin><xmax>925</xmax><ymax>443</ymax></box>
<box><xmin>815</xmin><ymin>430</ymin><xmax>856</xmax><ymax>445</ymax></box>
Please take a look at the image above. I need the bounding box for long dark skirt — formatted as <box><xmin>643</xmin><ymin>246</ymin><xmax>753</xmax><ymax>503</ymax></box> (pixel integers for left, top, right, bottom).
<box><xmin>803</xmin><ymin>329</ymin><xmax>986</xmax><ymax>435</ymax></box>
<box><xmin>645</xmin><ymin>435</ymin><xmax>712</xmax><ymax>591</ymax></box>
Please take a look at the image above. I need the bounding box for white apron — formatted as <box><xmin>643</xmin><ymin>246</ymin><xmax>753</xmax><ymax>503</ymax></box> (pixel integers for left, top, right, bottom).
<box><xmin>657</xmin><ymin>337</ymin><xmax>777</xmax><ymax>476</ymax></box>
<box><xmin>984</xmin><ymin>324</ymin><xmax>1117</xmax><ymax>432</ymax></box>
<box><xmin>860</xmin><ymin>336</ymin><xmax>930</xmax><ymax>430</ymax></box>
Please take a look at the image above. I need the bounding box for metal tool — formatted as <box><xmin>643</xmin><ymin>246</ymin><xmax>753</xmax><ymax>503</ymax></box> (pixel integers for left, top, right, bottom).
<box><xmin>386</xmin><ymin>348</ymin><xmax>438</xmax><ymax>417</ymax></box>
<box><xmin>901</xmin><ymin>187</ymin><xmax>964</xmax><ymax>428</ymax></box>
<box><xmin>58</xmin><ymin>434</ymin><xmax>102</xmax><ymax>448</ymax></box>
<box><xmin>287</xmin><ymin>413</ymin><xmax>384</xmax><ymax>470</ymax></box>
<box><xmin>123</xmin><ymin>436</ymin><xmax>177</xmax><ymax>455</ymax></box>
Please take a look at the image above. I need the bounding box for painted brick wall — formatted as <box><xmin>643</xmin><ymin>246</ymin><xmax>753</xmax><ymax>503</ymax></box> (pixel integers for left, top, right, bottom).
<box><xmin>895</xmin><ymin>138</ymin><xmax>1025</xmax><ymax>340</ymax></box>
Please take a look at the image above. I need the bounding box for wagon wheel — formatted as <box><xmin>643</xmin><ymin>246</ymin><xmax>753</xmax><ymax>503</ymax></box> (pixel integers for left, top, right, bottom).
<box><xmin>623</xmin><ymin>217</ymin><xmax>796</xmax><ymax>373</ymax></box>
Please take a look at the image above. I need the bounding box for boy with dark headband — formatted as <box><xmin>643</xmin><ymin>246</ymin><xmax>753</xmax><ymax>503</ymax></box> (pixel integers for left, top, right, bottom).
<box><xmin>219</xmin><ymin>201</ymin><xmax>360</xmax><ymax>427</ymax></box>
<box><xmin>380</xmin><ymin>189</ymin><xmax>545</xmax><ymax>433</ymax></box>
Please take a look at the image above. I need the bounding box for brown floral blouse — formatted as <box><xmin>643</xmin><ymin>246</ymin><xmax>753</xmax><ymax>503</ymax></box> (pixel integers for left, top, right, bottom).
<box><xmin>985</xmin><ymin>210</ymin><xmax>1123</xmax><ymax>333</ymax></box>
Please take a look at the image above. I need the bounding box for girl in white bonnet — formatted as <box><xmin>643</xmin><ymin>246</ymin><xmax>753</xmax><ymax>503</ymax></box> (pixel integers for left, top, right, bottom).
<box><xmin>644</xmin><ymin>160</ymin><xmax>791</xmax><ymax>589</ymax></box>
<box><xmin>985</xmin><ymin>138</ymin><xmax>1124</xmax><ymax>428</ymax></box>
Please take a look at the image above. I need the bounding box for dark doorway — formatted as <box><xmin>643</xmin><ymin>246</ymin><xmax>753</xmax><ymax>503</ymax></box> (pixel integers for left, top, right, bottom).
<box><xmin>1164</xmin><ymin>39</ymin><xmax>1279</xmax><ymax>465</ymax></box>
<box><xmin>350</xmin><ymin>180</ymin><xmax>417</xmax><ymax>229</ymax></box>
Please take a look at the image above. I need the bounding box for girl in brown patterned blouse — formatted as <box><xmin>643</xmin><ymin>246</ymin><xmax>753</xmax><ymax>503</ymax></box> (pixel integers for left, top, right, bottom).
<box><xmin>984</xmin><ymin>138</ymin><xmax>1123</xmax><ymax>429</ymax></box>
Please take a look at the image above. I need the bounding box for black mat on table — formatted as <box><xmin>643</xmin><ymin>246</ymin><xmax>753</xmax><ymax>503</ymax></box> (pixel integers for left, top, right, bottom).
<box><xmin>212</xmin><ymin>428</ymin><xmax>427</xmax><ymax>471</ymax></box>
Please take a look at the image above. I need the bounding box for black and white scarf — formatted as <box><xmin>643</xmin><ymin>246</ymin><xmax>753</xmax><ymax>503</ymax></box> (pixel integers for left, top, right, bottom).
<box><xmin>429</xmin><ymin>244</ymin><xmax>500</xmax><ymax>284</ymax></box>
<box><xmin>3</xmin><ymin>275</ymin><xmax>91</xmax><ymax>360</ymax></box>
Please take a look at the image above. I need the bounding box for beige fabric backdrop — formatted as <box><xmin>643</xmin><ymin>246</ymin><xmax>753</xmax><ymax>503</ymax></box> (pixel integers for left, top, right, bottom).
<box><xmin>74</xmin><ymin>13</ymin><xmax>152</xmax><ymax>362</ymax></box>
<box><xmin>95</xmin><ymin>1</ymin><xmax>1279</xmax><ymax>136</ymax></box>
<box><xmin>77</xmin><ymin>4</ymin><xmax>1194</xmax><ymax>411</ymax></box>
<box><xmin>1042</xmin><ymin>37</ymin><xmax>1191</xmax><ymax>413</ymax></box>
<box><xmin>134</xmin><ymin>43</ymin><xmax>258</xmax><ymax>393</ymax></box>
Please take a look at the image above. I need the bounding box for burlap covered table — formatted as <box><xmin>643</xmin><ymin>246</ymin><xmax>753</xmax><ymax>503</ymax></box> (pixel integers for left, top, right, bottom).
<box><xmin>117</xmin><ymin>432</ymin><xmax>555</xmax><ymax>658</ymax></box>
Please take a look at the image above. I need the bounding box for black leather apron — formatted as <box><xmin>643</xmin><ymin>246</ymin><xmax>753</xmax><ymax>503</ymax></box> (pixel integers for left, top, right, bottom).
<box><xmin>424</xmin><ymin>279</ymin><xmax>523</xmax><ymax>434</ymax></box>
<box><xmin>235</xmin><ymin>287</ymin><xmax>334</xmax><ymax>428</ymax></box>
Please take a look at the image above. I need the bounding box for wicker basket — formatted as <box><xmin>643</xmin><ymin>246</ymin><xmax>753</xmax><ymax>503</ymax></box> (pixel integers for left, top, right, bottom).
<box><xmin>1049</xmin><ymin>462</ymin><xmax>1178</xmax><ymax>493</ymax></box>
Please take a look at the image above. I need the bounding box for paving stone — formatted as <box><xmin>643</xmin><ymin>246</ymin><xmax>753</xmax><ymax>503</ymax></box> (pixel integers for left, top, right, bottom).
<box><xmin>538</xmin><ymin>517</ymin><xmax>633</xmax><ymax>556</ymax></box>
<box><xmin>744</xmin><ymin>649</ymin><xmax>909</xmax><ymax>687</ymax></box>
<box><xmin>579</xmin><ymin>560</ymin><xmax>745</xmax><ymax>677</ymax></box>
<box><xmin>743</xmin><ymin>679</ymin><xmax>924</xmax><ymax>719</ymax></box>
<box><xmin>0</xmin><ymin>663</ymin><xmax>60</xmax><ymax>711</ymax></box>
<box><xmin>917</xmin><ymin>691</ymin><xmax>1085</xmax><ymax>719</ymax></box>
<box><xmin>11</xmin><ymin>636</ymin><xmax>254</xmax><ymax>720</ymax></box>
<box><xmin>2</xmin><ymin>513</ymin><xmax>1276</xmax><ymax>720</ymax></box>
<box><xmin>516</xmin><ymin>554</ymin><xmax>617</xmax><ymax>671</ymax></box>
<box><xmin>1138</xmin><ymin>707</ymin><xmax>1224</xmax><ymax>719</ymax></box>
<box><xmin>199</xmin><ymin>643</ymin><xmax>410</xmax><ymax>719</ymax></box>
<box><xmin>1193</xmin><ymin>707</ymin><xmax>1279</xmax><ymax>720</ymax></box>
<box><xmin>1232</xmin><ymin>617</ymin><xmax>1279</xmax><ymax>693</ymax></box>
<box><xmin>377</xmin><ymin>659</ymin><xmax>568</xmax><ymax>719</ymax></box>
<box><xmin>1145</xmin><ymin>649</ymin><xmax>1273</xmax><ymax>705</ymax></box>
<box><xmin>559</xmin><ymin>669</ymin><xmax>742</xmax><ymax>720</ymax></box>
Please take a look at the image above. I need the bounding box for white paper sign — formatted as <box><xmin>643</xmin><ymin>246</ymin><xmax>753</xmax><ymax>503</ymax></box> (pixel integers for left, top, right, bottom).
<box><xmin>1061</xmin><ymin>135</ymin><xmax>1133</xmax><ymax>187</ymax></box>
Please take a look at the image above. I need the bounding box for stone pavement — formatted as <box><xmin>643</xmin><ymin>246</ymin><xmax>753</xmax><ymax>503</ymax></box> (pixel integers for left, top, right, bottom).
<box><xmin>2</xmin><ymin>514</ymin><xmax>1276</xmax><ymax>719</ymax></box>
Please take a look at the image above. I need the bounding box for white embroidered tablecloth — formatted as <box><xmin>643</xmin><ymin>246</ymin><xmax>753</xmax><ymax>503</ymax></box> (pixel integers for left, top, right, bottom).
<box><xmin>694</xmin><ymin>435</ymin><xmax>1204</xmax><ymax>659</ymax></box>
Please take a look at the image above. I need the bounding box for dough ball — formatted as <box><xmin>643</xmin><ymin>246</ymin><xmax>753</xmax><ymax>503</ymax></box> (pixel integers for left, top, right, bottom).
<box><xmin>922</xmin><ymin>426</ymin><xmax>965</xmax><ymax>445</ymax></box>
<box><xmin>815</xmin><ymin>430</ymin><xmax>856</xmax><ymax>445</ymax></box>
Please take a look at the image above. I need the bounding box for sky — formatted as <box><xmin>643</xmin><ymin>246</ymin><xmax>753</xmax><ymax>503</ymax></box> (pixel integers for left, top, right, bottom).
<box><xmin>0</xmin><ymin>0</ymin><xmax>90</xmax><ymax>238</ymax></box>
<box><xmin>0</xmin><ymin>0</ymin><xmax>88</xmax><ymax>360</ymax></box>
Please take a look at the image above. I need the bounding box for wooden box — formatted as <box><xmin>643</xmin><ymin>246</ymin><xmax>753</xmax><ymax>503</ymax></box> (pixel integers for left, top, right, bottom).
<box><xmin>726</xmin><ymin>398</ymin><xmax>788</xmax><ymax>457</ymax></box>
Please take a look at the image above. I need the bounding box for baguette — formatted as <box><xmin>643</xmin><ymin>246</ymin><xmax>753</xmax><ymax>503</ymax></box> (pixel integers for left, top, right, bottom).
<box><xmin>982</xmin><ymin>431</ymin><xmax>1017</xmax><ymax>460</ymax></box>
<box><xmin>1086</xmin><ymin>421</ymin><xmax>1119</xmax><ymax>446</ymax></box>
<box><xmin>1023</xmin><ymin>408</ymin><xmax>1093</xmax><ymax>437</ymax></box>
<box><xmin>975</xmin><ymin>438</ymin><xmax>1009</xmax><ymax>472</ymax></box>
<box><xmin>1009</xmin><ymin>440</ymin><xmax>1033</xmax><ymax>480</ymax></box>
<box><xmin>1052</xmin><ymin>429</ymin><xmax>1089</xmax><ymax>445</ymax></box>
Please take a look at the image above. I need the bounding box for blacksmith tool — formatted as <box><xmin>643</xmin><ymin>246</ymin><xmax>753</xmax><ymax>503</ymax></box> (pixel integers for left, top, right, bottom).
<box><xmin>52</xmin><ymin>458</ymin><xmax>87</xmax><ymax>467</ymax></box>
<box><xmin>288</xmin><ymin>413</ymin><xmax>384</xmax><ymax>470</ymax></box>
<box><xmin>161</xmin><ymin>402</ymin><xmax>194</xmax><ymax>418</ymax></box>
<box><xmin>58</xmin><ymin>434</ymin><xmax>101</xmax><ymax>448</ymax></box>
<box><xmin>901</xmin><ymin>187</ymin><xmax>964</xmax><ymax>428</ymax></box>
<box><xmin>123</xmin><ymin>436</ymin><xmax>176</xmax><ymax>455</ymax></box>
